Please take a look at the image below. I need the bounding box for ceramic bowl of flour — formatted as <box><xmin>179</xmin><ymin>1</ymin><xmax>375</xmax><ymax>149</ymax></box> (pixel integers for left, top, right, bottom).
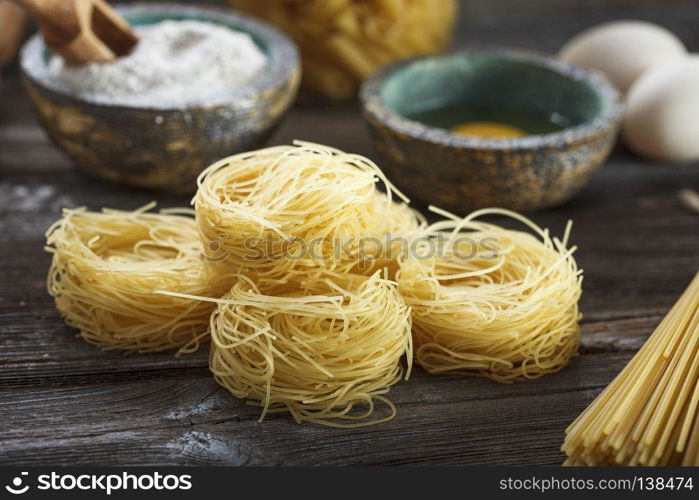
<box><xmin>19</xmin><ymin>3</ymin><xmax>300</xmax><ymax>193</ymax></box>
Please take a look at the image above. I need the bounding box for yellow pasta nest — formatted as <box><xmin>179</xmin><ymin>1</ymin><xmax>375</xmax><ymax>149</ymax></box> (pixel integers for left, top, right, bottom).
<box><xmin>46</xmin><ymin>204</ymin><xmax>234</xmax><ymax>353</ymax></box>
<box><xmin>396</xmin><ymin>207</ymin><xmax>582</xmax><ymax>383</ymax></box>
<box><xmin>233</xmin><ymin>0</ymin><xmax>457</xmax><ymax>98</ymax></box>
<box><xmin>194</xmin><ymin>141</ymin><xmax>422</xmax><ymax>283</ymax></box>
<box><xmin>44</xmin><ymin>139</ymin><xmax>587</xmax><ymax>429</ymax></box>
<box><xmin>209</xmin><ymin>271</ymin><xmax>413</xmax><ymax>427</ymax></box>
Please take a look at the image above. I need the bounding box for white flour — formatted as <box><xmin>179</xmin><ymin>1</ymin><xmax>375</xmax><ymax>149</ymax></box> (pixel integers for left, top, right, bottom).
<box><xmin>47</xmin><ymin>20</ymin><xmax>267</xmax><ymax>108</ymax></box>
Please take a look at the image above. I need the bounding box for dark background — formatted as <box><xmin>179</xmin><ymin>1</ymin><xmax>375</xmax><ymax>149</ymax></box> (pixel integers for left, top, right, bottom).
<box><xmin>176</xmin><ymin>0</ymin><xmax>699</xmax><ymax>52</ymax></box>
<box><xmin>1</xmin><ymin>0</ymin><xmax>699</xmax><ymax>466</ymax></box>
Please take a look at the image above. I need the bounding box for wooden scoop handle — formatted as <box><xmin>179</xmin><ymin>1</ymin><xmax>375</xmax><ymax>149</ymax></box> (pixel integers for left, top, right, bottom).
<box><xmin>8</xmin><ymin>0</ymin><xmax>137</xmax><ymax>63</ymax></box>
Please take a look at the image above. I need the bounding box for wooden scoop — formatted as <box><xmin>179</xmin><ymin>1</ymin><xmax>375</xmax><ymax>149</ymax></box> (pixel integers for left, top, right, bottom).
<box><xmin>10</xmin><ymin>0</ymin><xmax>138</xmax><ymax>64</ymax></box>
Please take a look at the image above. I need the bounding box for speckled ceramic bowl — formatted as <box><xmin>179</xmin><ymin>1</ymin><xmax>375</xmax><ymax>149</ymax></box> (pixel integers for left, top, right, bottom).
<box><xmin>19</xmin><ymin>3</ymin><xmax>300</xmax><ymax>193</ymax></box>
<box><xmin>361</xmin><ymin>50</ymin><xmax>624</xmax><ymax>212</ymax></box>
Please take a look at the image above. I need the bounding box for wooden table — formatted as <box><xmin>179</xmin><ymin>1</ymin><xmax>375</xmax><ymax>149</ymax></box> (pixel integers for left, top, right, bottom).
<box><xmin>2</xmin><ymin>0</ymin><xmax>699</xmax><ymax>466</ymax></box>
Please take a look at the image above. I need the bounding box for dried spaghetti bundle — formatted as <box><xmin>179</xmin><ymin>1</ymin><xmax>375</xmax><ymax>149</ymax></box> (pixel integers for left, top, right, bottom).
<box><xmin>209</xmin><ymin>271</ymin><xmax>413</xmax><ymax>427</ymax></box>
<box><xmin>46</xmin><ymin>204</ymin><xmax>233</xmax><ymax>353</ymax></box>
<box><xmin>233</xmin><ymin>0</ymin><xmax>457</xmax><ymax>98</ymax></box>
<box><xmin>397</xmin><ymin>207</ymin><xmax>582</xmax><ymax>383</ymax></box>
<box><xmin>194</xmin><ymin>142</ymin><xmax>420</xmax><ymax>283</ymax></box>
<box><xmin>563</xmin><ymin>272</ymin><xmax>699</xmax><ymax>466</ymax></box>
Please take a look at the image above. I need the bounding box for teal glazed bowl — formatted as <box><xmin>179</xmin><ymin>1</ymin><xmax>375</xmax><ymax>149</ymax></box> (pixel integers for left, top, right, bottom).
<box><xmin>360</xmin><ymin>50</ymin><xmax>624</xmax><ymax>212</ymax></box>
<box><xmin>20</xmin><ymin>3</ymin><xmax>300</xmax><ymax>193</ymax></box>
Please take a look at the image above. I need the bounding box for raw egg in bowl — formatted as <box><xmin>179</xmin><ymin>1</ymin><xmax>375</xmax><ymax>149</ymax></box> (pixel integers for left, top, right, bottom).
<box><xmin>360</xmin><ymin>50</ymin><xmax>624</xmax><ymax>212</ymax></box>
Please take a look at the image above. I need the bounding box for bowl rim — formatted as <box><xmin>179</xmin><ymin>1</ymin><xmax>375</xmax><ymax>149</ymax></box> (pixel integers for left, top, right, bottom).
<box><xmin>360</xmin><ymin>48</ymin><xmax>624</xmax><ymax>150</ymax></box>
<box><xmin>19</xmin><ymin>2</ymin><xmax>300</xmax><ymax>111</ymax></box>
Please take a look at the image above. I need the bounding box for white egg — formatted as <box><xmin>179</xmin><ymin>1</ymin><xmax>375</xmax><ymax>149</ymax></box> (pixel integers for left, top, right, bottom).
<box><xmin>559</xmin><ymin>21</ymin><xmax>686</xmax><ymax>93</ymax></box>
<box><xmin>624</xmin><ymin>57</ymin><xmax>699</xmax><ymax>162</ymax></box>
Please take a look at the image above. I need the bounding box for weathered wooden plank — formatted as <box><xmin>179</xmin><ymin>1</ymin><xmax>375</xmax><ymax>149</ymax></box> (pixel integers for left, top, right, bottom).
<box><xmin>0</xmin><ymin>352</ymin><xmax>632</xmax><ymax>466</ymax></box>
<box><xmin>0</xmin><ymin>303</ymin><xmax>651</xmax><ymax>385</ymax></box>
<box><xmin>0</xmin><ymin>206</ymin><xmax>685</xmax><ymax>386</ymax></box>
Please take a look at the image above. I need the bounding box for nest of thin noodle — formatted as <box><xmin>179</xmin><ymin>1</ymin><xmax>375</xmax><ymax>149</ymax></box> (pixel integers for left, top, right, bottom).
<box><xmin>45</xmin><ymin>204</ymin><xmax>234</xmax><ymax>353</ymax></box>
<box><xmin>194</xmin><ymin>141</ymin><xmax>423</xmax><ymax>284</ymax></box>
<box><xmin>397</xmin><ymin>207</ymin><xmax>583</xmax><ymax>383</ymax></box>
<box><xmin>208</xmin><ymin>270</ymin><xmax>413</xmax><ymax>427</ymax></box>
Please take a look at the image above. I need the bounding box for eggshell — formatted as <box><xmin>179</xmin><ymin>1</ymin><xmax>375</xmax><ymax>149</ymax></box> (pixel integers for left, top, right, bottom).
<box><xmin>623</xmin><ymin>56</ymin><xmax>699</xmax><ymax>162</ymax></box>
<box><xmin>559</xmin><ymin>21</ymin><xmax>686</xmax><ymax>93</ymax></box>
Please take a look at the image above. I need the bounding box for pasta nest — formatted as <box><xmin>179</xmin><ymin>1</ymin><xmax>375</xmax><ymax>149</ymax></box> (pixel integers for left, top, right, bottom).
<box><xmin>209</xmin><ymin>271</ymin><xmax>413</xmax><ymax>427</ymax></box>
<box><xmin>194</xmin><ymin>141</ymin><xmax>422</xmax><ymax>283</ymax></box>
<box><xmin>45</xmin><ymin>204</ymin><xmax>233</xmax><ymax>353</ymax></box>
<box><xmin>397</xmin><ymin>207</ymin><xmax>583</xmax><ymax>383</ymax></box>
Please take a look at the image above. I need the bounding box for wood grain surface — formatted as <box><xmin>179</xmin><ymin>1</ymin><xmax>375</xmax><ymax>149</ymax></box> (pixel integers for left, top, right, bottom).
<box><xmin>1</xmin><ymin>0</ymin><xmax>699</xmax><ymax>466</ymax></box>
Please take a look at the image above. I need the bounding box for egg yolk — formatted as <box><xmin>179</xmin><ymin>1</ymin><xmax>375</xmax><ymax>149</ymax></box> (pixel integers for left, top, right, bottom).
<box><xmin>452</xmin><ymin>122</ymin><xmax>527</xmax><ymax>139</ymax></box>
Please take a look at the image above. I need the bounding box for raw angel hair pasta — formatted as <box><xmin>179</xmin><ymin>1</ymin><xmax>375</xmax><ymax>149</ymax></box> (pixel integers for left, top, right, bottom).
<box><xmin>396</xmin><ymin>207</ymin><xmax>583</xmax><ymax>383</ymax></box>
<box><xmin>194</xmin><ymin>141</ymin><xmax>422</xmax><ymax>283</ymax></box>
<box><xmin>42</xmin><ymin>138</ymin><xmax>588</xmax><ymax>429</ymax></box>
<box><xmin>207</xmin><ymin>271</ymin><xmax>413</xmax><ymax>427</ymax></box>
<box><xmin>45</xmin><ymin>203</ymin><xmax>234</xmax><ymax>353</ymax></box>
<box><xmin>562</xmin><ymin>272</ymin><xmax>699</xmax><ymax>466</ymax></box>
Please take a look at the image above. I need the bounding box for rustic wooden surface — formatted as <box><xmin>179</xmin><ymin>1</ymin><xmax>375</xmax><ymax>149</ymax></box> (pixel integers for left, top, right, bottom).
<box><xmin>2</xmin><ymin>0</ymin><xmax>699</xmax><ymax>466</ymax></box>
